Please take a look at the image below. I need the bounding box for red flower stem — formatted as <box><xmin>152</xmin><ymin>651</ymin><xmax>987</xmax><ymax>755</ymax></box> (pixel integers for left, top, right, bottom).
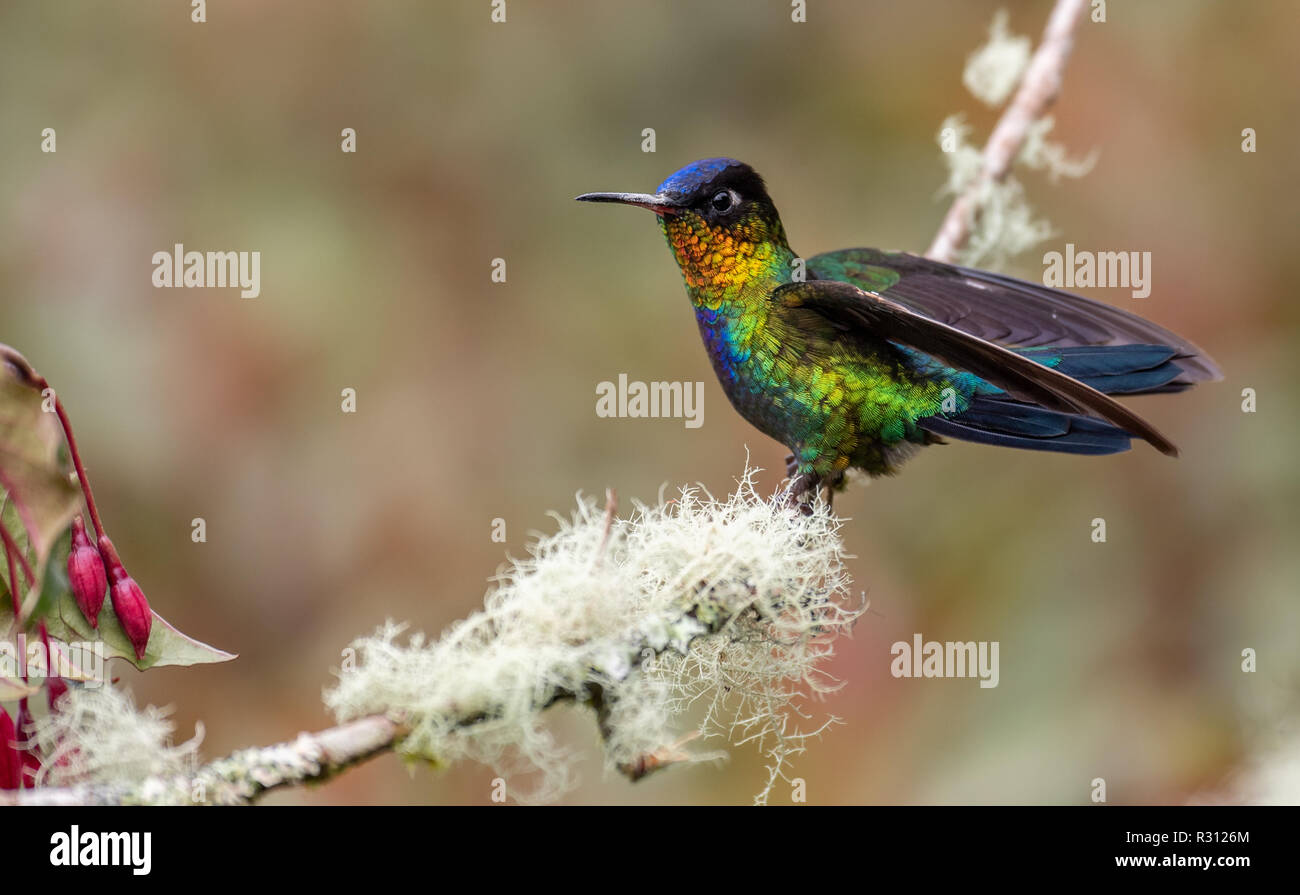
<box><xmin>0</xmin><ymin>344</ymin><xmax>107</xmax><ymax>540</ymax></box>
<box><xmin>39</xmin><ymin>622</ymin><xmax>64</xmax><ymax>706</ymax></box>
<box><xmin>40</xmin><ymin>391</ymin><xmax>105</xmax><ymax>540</ymax></box>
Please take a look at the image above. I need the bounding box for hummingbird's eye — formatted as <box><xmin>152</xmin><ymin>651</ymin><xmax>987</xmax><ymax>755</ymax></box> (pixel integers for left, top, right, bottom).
<box><xmin>710</xmin><ymin>190</ymin><xmax>735</xmax><ymax>212</ymax></box>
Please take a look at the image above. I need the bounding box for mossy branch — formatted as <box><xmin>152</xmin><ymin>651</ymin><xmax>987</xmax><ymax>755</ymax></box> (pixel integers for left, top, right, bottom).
<box><xmin>3</xmin><ymin>715</ymin><xmax>400</xmax><ymax>806</ymax></box>
<box><xmin>5</xmin><ymin>470</ymin><xmax>860</xmax><ymax>805</ymax></box>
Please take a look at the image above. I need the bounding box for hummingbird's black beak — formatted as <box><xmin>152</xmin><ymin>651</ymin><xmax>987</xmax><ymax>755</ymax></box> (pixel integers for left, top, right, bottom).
<box><xmin>575</xmin><ymin>191</ymin><xmax>682</xmax><ymax>216</ymax></box>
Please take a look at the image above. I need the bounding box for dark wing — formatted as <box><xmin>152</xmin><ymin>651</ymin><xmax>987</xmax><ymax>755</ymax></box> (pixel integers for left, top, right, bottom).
<box><xmin>773</xmin><ymin>280</ymin><xmax>1179</xmax><ymax>456</ymax></box>
<box><xmin>806</xmin><ymin>248</ymin><xmax>1221</xmax><ymax>383</ymax></box>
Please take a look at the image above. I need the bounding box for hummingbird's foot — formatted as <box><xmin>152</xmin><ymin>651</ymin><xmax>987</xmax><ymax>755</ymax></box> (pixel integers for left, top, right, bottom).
<box><xmin>821</xmin><ymin>470</ymin><xmax>847</xmax><ymax>510</ymax></box>
<box><xmin>784</xmin><ymin>471</ymin><xmax>821</xmax><ymax>515</ymax></box>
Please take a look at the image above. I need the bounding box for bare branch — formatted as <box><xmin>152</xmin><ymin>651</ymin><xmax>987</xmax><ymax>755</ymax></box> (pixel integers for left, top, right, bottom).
<box><xmin>926</xmin><ymin>0</ymin><xmax>1088</xmax><ymax>263</ymax></box>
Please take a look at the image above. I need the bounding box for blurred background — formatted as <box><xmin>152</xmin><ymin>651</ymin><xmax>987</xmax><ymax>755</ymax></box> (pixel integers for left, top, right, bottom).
<box><xmin>1</xmin><ymin>0</ymin><xmax>1296</xmax><ymax>805</ymax></box>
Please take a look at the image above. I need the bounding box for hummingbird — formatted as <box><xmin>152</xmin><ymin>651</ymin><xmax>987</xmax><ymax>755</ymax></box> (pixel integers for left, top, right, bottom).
<box><xmin>577</xmin><ymin>158</ymin><xmax>1220</xmax><ymax>503</ymax></box>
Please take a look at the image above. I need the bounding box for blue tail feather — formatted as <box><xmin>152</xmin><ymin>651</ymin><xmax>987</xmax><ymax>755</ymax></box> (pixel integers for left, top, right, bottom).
<box><xmin>914</xmin><ymin>342</ymin><xmax>1187</xmax><ymax>455</ymax></box>
<box><xmin>921</xmin><ymin>398</ymin><xmax>1134</xmax><ymax>455</ymax></box>
<box><xmin>1016</xmin><ymin>344</ymin><xmax>1183</xmax><ymax>395</ymax></box>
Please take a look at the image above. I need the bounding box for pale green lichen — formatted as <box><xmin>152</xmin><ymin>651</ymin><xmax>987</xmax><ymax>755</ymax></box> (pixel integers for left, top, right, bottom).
<box><xmin>938</xmin><ymin>12</ymin><xmax>1097</xmax><ymax>269</ymax></box>
<box><xmin>963</xmin><ymin>10</ymin><xmax>1030</xmax><ymax>107</ymax></box>
<box><xmin>1018</xmin><ymin>116</ymin><xmax>1098</xmax><ymax>183</ymax></box>
<box><xmin>325</xmin><ymin>465</ymin><xmax>862</xmax><ymax>804</ymax></box>
<box><xmin>1226</xmin><ymin>743</ymin><xmax>1300</xmax><ymax>806</ymax></box>
<box><xmin>29</xmin><ymin>684</ymin><xmax>202</xmax><ymax>788</ymax></box>
<box><xmin>936</xmin><ymin>114</ymin><xmax>1055</xmax><ymax>268</ymax></box>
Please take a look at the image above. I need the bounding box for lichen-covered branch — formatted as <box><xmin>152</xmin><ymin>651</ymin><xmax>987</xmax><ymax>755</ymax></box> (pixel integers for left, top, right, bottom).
<box><xmin>3</xmin><ymin>714</ymin><xmax>400</xmax><ymax>806</ymax></box>
<box><xmin>5</xmin><ymin>469</ymin><xmax>860</xmax><ymax>805</ymax></box>
<box><xmin>927</xmin><ymin>0</ymin><xmax>1088</xmax><ymax>263</ymax></box>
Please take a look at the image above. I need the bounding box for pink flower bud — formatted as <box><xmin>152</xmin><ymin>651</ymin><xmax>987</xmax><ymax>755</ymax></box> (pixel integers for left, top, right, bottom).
<box><xmin>67</xmin><ymin>515</ymin><xmax>107</xmax><ymax>627</ymax></box>
<box><xmin>111</xmin><ymin>578</ymin><xmax>152</xmax><ymax>660</ymax></box>
<box><xmin>0</xmin><ymin>708</ymin><xmax>19</xmax><ymax>790</ymax></box>
<box><xmin>98</xmin><ymin>535</ymin><xmax>153</xmax><ymax>661</ymax></box>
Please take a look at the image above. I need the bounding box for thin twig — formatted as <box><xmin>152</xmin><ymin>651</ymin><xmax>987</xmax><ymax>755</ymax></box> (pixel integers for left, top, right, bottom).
<box><xmin>0</xmin><ymin>342</ymin><xmax>107</xmax><ymax>539</ymax></box>
<box><xmin>926</xmin><ymin>0</ymin><xmax>1088</xmax><ymax>263</ymax></box>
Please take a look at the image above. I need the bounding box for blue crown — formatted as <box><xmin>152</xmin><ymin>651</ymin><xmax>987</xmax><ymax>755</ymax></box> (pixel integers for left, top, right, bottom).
<box><xmin>656</xmin><ymin>158</ymin><xmax>745</xmax><ymax>199</ymax></box>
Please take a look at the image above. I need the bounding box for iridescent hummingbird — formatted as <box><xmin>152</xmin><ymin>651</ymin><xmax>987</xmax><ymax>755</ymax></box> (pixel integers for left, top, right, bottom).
<box><xmin>578</xmin><ymin>158</ymin><xmax>1220</xmax><ymax>503</ymax></box>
